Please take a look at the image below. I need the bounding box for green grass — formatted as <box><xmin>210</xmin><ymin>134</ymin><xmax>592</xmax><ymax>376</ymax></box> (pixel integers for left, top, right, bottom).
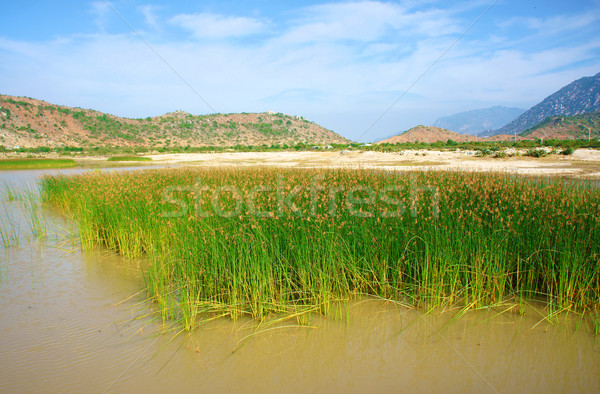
<box><xmin>40</xmin><ymin>168</ymin><xmax>600</xmax><ymax>330</ymax></box>
<box><xmin>107</xmin><ymin>156</ymin><xmax>152</xmax><ymax>162</ymax></box>
<box><xmin>0</xmin><ymin>158</ymin><xmax>76</xmax><ymax>169</ymax></box>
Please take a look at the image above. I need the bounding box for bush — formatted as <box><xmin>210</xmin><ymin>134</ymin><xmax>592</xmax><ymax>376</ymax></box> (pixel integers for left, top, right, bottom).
<box><xmin>524</xmin><ymin>148</ymin><xmax>548</xmax><ymax>158</ymax></box>
<box><xmin>560</xmin><ymin>147</ymin><xmax>575</xmax><ymax>155</ymax></box>
<box><xmin>475</xmin><ymin>148</ymin><xmax>493</xmax><ymax>157</ymax></box>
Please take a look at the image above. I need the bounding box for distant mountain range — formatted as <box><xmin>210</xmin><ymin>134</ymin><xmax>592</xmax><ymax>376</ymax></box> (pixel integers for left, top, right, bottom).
<box><xmin>432</xmin><ymin>106</ymin><xmax>525</xmax><ymax>136</ymax></box>
<box><xmin>0</xmin><ymin>95</ymin><xmax>350</xmax><ymax>148</ymax></box>
<box><xmin>494</xmin><ymin>72</ymin><xmax>600</xmax><ymax>136</ymax></box>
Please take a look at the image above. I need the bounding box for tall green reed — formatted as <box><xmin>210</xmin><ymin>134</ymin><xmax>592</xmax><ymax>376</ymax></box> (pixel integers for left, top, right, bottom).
<box><xmin>41</xmin><ymin>168</ymin><xmax>600</xmax><ymax>330</ymax></box>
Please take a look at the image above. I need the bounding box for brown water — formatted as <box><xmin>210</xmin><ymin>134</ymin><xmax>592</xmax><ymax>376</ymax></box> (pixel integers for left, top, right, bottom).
<box><xmin>1</xmin><ymin>169</ymin><xmax>599</xmax><ymax>393</ymax></box>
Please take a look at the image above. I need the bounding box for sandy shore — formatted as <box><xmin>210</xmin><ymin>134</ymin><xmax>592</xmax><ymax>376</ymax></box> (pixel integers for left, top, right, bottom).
<box><xmin>143</xmin><ymin>149</ymin><xmax>600</xmax><ymax>178</ymax></box>
<box><xmin>2</xmin><ymin>149</ymin><xmax>599</xmax><ymax>178</ymax></box>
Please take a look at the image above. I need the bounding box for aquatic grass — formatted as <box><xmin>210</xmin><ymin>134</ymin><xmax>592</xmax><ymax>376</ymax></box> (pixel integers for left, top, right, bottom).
<box><xmin>0</xmin><ymin>183</ymin><xmax>50</xmax><ymax>243</ymax></box>
<box><xmin>0</xmin><ymin>206</ymin><xmax>21</xmax><ymax>248</ymax></box>
<box><xmin>1</xmin><ymin>181</ymin><xmax>21</xmax><ymax>202</ymax></box>
<box><xmin>41</xmin><ymin>168</ymin><xmax>600</xmax><ymax>330</ymax></box>
<box><xmin>0</xmin><ymin>158</ymin><xmax>76</xmax><ymax>169</ymax></box>
<box><xmin>22</xmin><ymin>198</ymin><xmax>48</xmax><ymax>240</ymax></box>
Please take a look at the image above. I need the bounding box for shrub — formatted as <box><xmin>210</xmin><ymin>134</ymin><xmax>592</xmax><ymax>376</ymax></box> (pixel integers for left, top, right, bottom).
<box><xmin>524</xmin><ymin>148</ymin><xmax>548</xmax><ymax>158</ymax></box>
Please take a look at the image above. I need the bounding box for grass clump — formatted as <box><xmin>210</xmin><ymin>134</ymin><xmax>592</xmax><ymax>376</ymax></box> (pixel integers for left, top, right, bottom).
<box><xmin>107</xmin><ymin>156</ymin><xmax>152</xmax><ymax>162</ymax></box>
<box><xmin>0</xmin><ymin>158</ymin><xmax>76</xmax><ymax>169</ymax></box>
<box><xmin>41</xmin><ymin>168</ymin><xmax>600</xmax><ymax>330</ymax></box>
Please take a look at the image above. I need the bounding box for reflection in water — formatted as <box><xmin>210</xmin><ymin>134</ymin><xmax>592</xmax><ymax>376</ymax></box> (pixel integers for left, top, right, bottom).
<box><xmin>0</xmin><ymin>169</ymin><xmax>599</xmax><ymax>393</ymax></box>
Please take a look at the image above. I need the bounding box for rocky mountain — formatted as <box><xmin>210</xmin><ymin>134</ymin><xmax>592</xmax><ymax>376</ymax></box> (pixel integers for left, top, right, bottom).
<box><xmin>521</xmin><ymin>111</ymin><xmax>600</xmax><ymax>140</ymax></box>
<box><xmin>0</xmin><ymin>95</ymin><xmax>350</xmax><ymax>148</ymax></box>
<box><xmin>494</xmin><ymin>72</ymin><xmax>600</xmax><ymax>136</ymax></box>
<box><xmin>376</xmin><ymin>125</ymin><xmax>479</xmax><ymax>144</ymax></box>
<box><xmin>432</xmin><ymin>106</ymin><xmax>525</xmax><ymax>136</ymax></box>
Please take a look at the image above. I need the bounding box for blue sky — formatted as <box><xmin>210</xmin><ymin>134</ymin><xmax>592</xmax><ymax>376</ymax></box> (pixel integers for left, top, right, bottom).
<box><xmin>1</xmin><ymin>1</ymin><xmax>599</xmax><ymax>141</ymax></box>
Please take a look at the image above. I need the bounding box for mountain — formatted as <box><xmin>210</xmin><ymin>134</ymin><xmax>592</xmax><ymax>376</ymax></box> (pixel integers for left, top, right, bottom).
<box><xmin>0</xmin><ymin>95</ymin><xmax>350</xmax><ymax>148</ymax></box>
<box><xmin>376</xmin><ymin>125</ymin><xmax>479</xmax><ymax>144</ymax></box>
<box><xmin>521</xmin><ymin>111</ymin><xmax>600</xmax><ymax>140</ymax></box>
<box><xmin>432</xmin><ymin>106</ymin><xmax>526</xmax><ymax>136</ymax></box>
<box><xmin>494</xmin><ymin>72</ymin><xmax>600</xmax><ymax>136</ymax></box>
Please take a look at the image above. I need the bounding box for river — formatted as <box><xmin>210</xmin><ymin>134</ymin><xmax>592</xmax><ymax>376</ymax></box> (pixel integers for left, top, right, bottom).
<box><xmin>0</xmin><ymin>167</ymin><xmax>598</xmax><ymax>393</ymax></box>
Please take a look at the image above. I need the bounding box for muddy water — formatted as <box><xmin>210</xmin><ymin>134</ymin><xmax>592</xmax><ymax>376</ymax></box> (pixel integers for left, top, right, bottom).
<box><xmin>1</xmin><ymin>169</ymin><xmax>599</xmax><ymax>393</ymax></box>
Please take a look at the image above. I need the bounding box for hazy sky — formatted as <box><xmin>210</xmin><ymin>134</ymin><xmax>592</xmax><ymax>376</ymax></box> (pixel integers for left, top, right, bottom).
<box><xmin>1</xmin><ymin>1</ymin><xmax>599</xmax><ymax>141</ymax></box>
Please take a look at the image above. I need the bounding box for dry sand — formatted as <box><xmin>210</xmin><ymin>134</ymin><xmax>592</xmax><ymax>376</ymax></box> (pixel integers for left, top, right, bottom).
<box><xmin>144</xmin><ymin>149</ymin><xmax>600</xmax><ymax>178</ymax></box>
<box><xmin>2</xmin><ymin>149</ymin><xmax>599</xmax><ymax>178</ymax></box>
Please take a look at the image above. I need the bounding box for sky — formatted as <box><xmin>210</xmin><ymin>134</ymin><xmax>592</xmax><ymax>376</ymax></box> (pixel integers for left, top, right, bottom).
<box><xmin>1</xmin><ymin>1</ymin><xmax>599</xmax><ymax>142</ymax></box>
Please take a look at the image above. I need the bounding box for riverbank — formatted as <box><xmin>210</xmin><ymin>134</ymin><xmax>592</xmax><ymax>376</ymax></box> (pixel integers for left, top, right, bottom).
<box><xmin>2</xmin><ymin>149</ymin><xmax>600</xmax><ymax>177</ymax></box>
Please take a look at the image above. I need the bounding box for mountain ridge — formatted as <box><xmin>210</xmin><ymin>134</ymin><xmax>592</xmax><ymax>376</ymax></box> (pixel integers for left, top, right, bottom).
<box><xmin>432</xmin><ymin>106</ymin><xmax>526</xmax><ymax>136</ymax></box>
<box><xmin>0</xmin><ymin>95</ymin><xmax>351</xmax><ymax>148</ymax></box>
<box><xmin>494</xmin><ymin>72</ymin><xmax>600</xmax><ymax>136</ymax></box>
<box><xmin>521</xmin><ymin>111</ymin><xmax>600</xmax><ymax>140</ymax></box>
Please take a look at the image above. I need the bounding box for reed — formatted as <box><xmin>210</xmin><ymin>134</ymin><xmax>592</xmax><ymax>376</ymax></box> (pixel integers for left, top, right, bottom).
<box><xmin>41</xmin><ymin>168</ymin><xmax>600</xmax><ymax>330</ymax></box>
<box><xmin>21</xmin><ymin>189</ymin><xmax>48</xmax><ymax>240</ymax></box>
<box><xmin>0</xmin><ymin>207</ymin><xmax>21</xmax><ymax>248</ymax></box>
<box><xmin>1</xmin><ymin>183</ymin><xmax>50</xmax><ymax>242</ymax></box>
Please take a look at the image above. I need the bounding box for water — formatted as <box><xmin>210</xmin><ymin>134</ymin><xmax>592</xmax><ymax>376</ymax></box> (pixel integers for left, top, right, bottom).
<box><xmin>0</xmin><ymin>168</ymin><xmax>599</xmax><ymax>393</ymax></box>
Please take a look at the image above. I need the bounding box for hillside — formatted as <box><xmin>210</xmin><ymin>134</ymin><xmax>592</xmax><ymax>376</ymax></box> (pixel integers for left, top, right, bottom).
<box><xmin>521</xmin><ymin>111</ymin><xmax>600</xmax><ymax>140</ymax></box>
<box><xmin>494</xmin><ymin>72</ymin><xmax>600</xmax><ymax>135</ymax></box>
<box><xmin>0</xmin><ymin>95</ymin><xmax>350</xmax><ymax>148</ymax></box>
<box><xmin>432</xmin><ymin>106</ymin><xmax>525</xmax><ymax>136</ymax></box>
<box><xmin>376</xmin><ymin>125</ymin><xmax>478</xmax><ymax>144</ymax></box>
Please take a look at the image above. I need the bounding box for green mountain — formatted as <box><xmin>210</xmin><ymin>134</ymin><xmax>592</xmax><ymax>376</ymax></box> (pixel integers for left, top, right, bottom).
<box><xmin>521</xmin><ymin>111</ymin><xmax>600</xmax><ymax>140</ymax></box>
<box><xmin>495</xmin><ymin>72</ymin><xmax>600</xmax><ymax>135</ymax></box>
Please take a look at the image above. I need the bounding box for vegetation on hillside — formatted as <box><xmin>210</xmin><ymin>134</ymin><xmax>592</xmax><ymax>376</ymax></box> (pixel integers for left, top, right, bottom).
<box><xmin>522</xmin><ymin>111</ymin><xmax>600</xmax><ymax>139</ymax></box>
<box><xmin>0</xmin><ymin>95</ymin><xmax>349</xmax><ymax>148</ymax></box>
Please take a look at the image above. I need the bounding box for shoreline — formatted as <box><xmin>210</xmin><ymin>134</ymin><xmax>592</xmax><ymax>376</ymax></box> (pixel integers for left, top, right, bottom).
<box><xmin>1</xmin><ymin>149</ymin><xmax>600</xmax><ymax>178</ymax></box>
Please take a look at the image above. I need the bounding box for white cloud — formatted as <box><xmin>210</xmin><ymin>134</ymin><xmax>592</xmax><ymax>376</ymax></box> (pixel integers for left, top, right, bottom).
<box><xmin>1</xmin><ymin>1</ymin><xmax>599</xmax><ymax>141</ymax></box>
<box><xmin>170</xmin><ymin>12</ymin><xmax>267</xmax><ymax>39</ymax></box>
<box><xmin>91</xmin><ymin>1</ymin><xmax>112</xmax><ymax>32</ymax></box>
<box><xmin>499</xmin><ymin>12</ymin><xmax>600</xmax><ymax>35</ymax></box>
<box><xmin>139</xmin><ymin>5</ymin><xmax>161</xmax><ymax>30</ymax></box>
<box><xmin>279</xmin><ymin>1</ymin><xmax>459</xmax><ymax>44</ymax></box>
